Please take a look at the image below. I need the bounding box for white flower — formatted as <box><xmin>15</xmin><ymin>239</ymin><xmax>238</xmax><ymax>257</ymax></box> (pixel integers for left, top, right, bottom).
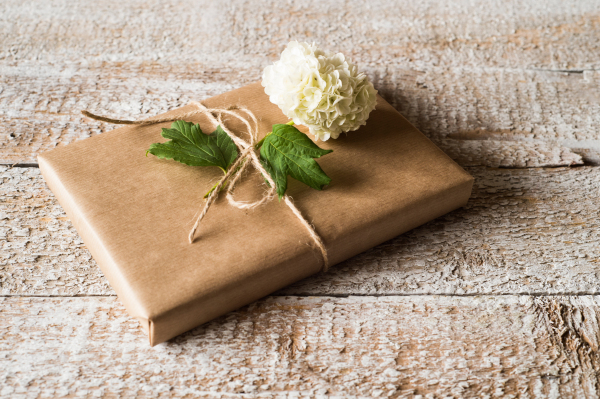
<box><xmin>261</xmin><ymin>41</ymin><xmax>378</xmax><ymax>141</ymax></box>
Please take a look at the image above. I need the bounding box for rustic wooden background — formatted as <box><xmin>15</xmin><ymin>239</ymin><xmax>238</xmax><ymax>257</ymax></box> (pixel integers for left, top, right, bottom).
<box><xmin>2</xmin><ymin>0</ymin><xmax>600</xmax><ymax>397</ymax></box>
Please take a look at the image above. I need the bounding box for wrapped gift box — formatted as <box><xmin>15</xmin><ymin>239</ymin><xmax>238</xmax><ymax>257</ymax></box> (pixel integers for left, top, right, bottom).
<box><xmin>38</xmin><ymin>82</ymin><xmax>473</xmax><ymax>346</ymax></box>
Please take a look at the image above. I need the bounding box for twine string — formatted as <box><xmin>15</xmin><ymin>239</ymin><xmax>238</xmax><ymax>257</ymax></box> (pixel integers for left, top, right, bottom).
<box><xmin>82</xmin><ymin>102</ymin><xmax>329</xmax><ymax>272</ymax></box>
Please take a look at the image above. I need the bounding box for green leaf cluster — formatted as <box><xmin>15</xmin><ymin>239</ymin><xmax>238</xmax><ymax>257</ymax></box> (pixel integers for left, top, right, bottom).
<box><xmin>147</xmin><ymin>120</ymin><xmax>237</xmax><ymax>172</ymax></box>
<box><xmin>259</xmin><ymin>124</ymin><xmax>332</xmax><ymax>199</ymax></box>
<box><xmin>146</xmin><ymin>120</ymin><xmax>333</xmax><ymax>199</ymax></box>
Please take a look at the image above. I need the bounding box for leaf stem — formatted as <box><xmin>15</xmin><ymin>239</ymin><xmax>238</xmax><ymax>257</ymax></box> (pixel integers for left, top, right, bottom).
<box><xmin>254</xmin><ymin>134</ymin><xmax>270</xmax><ymax>150</ymax></box>
<box><xmin>254</xmin><ymin>120</ymin><xmax>294</xmax><ymax>150</ymax></box>
<box><xmin>204</xmin><ymin>121</ymin><xmax>295</xmax><ymax>198</ymax></box>
<box><xmin>202</xmin><ymin>156</ymin><xmax>252</xmax><ymax>198</ymax></box>
<box><xmin>203</xmin><ymin>172</ymin><xmax>226</xmax><ymax>198</ymax></box>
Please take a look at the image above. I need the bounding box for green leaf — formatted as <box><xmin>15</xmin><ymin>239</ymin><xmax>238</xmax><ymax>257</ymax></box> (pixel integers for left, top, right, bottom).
<box><xmin>147</xmin><ymin>120</ymin><xmax>237</xmax><ymax>172</ymax></box>
<box><xmin>259</xmin><ymin>124</ymin><xmax>332</xmax><ymax>199</ymax></box>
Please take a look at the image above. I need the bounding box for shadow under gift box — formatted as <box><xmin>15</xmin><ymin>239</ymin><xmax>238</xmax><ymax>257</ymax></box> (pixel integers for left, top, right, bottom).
<box><xmin>37</xmin><ymin>82</ymin><xmax>473</xmax><ymax>346</ymax></box>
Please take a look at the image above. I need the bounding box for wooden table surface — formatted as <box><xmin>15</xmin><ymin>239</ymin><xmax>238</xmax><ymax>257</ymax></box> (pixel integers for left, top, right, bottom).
<box><xmin>2</xmin><ymin>0</ymin><xmax>600</xmax><ymax>397</ymax></box>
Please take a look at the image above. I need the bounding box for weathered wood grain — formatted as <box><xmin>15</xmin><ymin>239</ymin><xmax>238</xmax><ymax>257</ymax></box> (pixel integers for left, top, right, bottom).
<box><xmin>3</xmin><ymin>0</ymin><xmax>600</xmax><ymax>395</ymax></box>
<box><xmin>1</xmin><ymin>64</ymin><xmax>595</xmax><ymax>166</ymax></box>
<box><xmin>2</xmin><ymin>295</ymin><xmax>600</xmax><ymax>398</ymax></box>
<box><xmin>2</xmin><ymin>0</ymin><xmax>598</xmax><ymax>69</ymax></box>
<box><xmin>2</xmin><ymin>0</ymin><xmax>599</xmax><ymax>166</ymax></box>
<box><xmin>0</xmin><ymin>167</ymin><xmax>110</xmax><ymax>295</ymax></box>
<box><xmin>439</xmin><ymin>139</ymin><xmax>582</xmax><ymax>168</ymax></box>
<box><xmin>3</xmin><ymin>164</ymin><xmax>600</xmax><ymax>297</ymax></box>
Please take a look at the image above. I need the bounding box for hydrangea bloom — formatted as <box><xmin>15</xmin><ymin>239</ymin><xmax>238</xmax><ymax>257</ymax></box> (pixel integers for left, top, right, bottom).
<box><xmin>262</xmin><ymin>41</ymin><xmax>377</xmax><ymax>141</ymax></box>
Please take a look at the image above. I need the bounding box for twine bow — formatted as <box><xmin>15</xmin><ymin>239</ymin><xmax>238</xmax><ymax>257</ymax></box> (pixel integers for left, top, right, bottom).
<box><xmin>82</xmin><ymin>102</ymin><xmax>329</xmax><ymax>272</ymax></box>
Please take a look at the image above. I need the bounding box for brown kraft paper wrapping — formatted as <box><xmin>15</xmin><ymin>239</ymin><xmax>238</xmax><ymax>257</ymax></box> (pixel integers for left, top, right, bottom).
<box><xmin>37</xmin><ymin>82</ymin><xmax>474</xmax><ymax>346</ymax></box>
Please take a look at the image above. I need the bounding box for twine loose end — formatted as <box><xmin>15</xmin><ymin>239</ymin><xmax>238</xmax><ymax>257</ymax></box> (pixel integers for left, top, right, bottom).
<box><xmin>84</xmin><ymin>102</ymin><xmax>330</xmax><ymax>272</ymax></box>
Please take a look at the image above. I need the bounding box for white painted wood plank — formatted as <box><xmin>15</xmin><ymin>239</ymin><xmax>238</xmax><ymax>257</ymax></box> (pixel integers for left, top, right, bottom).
<box><xmin>1</xmin><ymin>0</ymin><xmax>597</xmax><ymax>69</ymax></box>
<box><xmin>3</xmin><ymin>165</ymin><xmax>600</xmax><ymax>297</ymax></box>
<box><xmin>439</xmin><ymin>139</ymin><xmax>582</xmax><ymax>168</ymax></box>
<box><xmin>1</xmin><ymin>0</ymin><xmax>599</xmax><ymax>165</ymax></box>
<box><xmin>1</xmin><ymin>295</ymin><xmax>599</xmax><ymax>398</ymax></box>
<box><xmin>2</xmin><ymin>0</ymin><xmax>599</xmax><ymax>395</ymax></box>
<box><xmin>1</xmin><ymin>65</ymin><xmax>595</xmax><ymax>165</ymax></box>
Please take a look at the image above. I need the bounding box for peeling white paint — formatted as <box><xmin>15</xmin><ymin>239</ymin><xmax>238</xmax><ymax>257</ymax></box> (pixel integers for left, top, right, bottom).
<box><xmin>1</xmin><ymin>296</ymin><xmax>599</xmax><ymax>398</ymax></box>
<box><xmin>4</xmin><ymin>166</ymin><xmax>600</xmax><ymax>297</ymax></box>
<box><xmin>2</xmin><ymin>0</ymin><xmax>600</xmax><ymax>396</ymax></box>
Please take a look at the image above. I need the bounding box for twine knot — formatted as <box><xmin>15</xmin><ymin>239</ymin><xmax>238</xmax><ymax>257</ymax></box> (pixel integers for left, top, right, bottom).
<box><xmin>82</xmin><ymin>102</ymin><xmax>329</xmax><ymax>272</ymax></box>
